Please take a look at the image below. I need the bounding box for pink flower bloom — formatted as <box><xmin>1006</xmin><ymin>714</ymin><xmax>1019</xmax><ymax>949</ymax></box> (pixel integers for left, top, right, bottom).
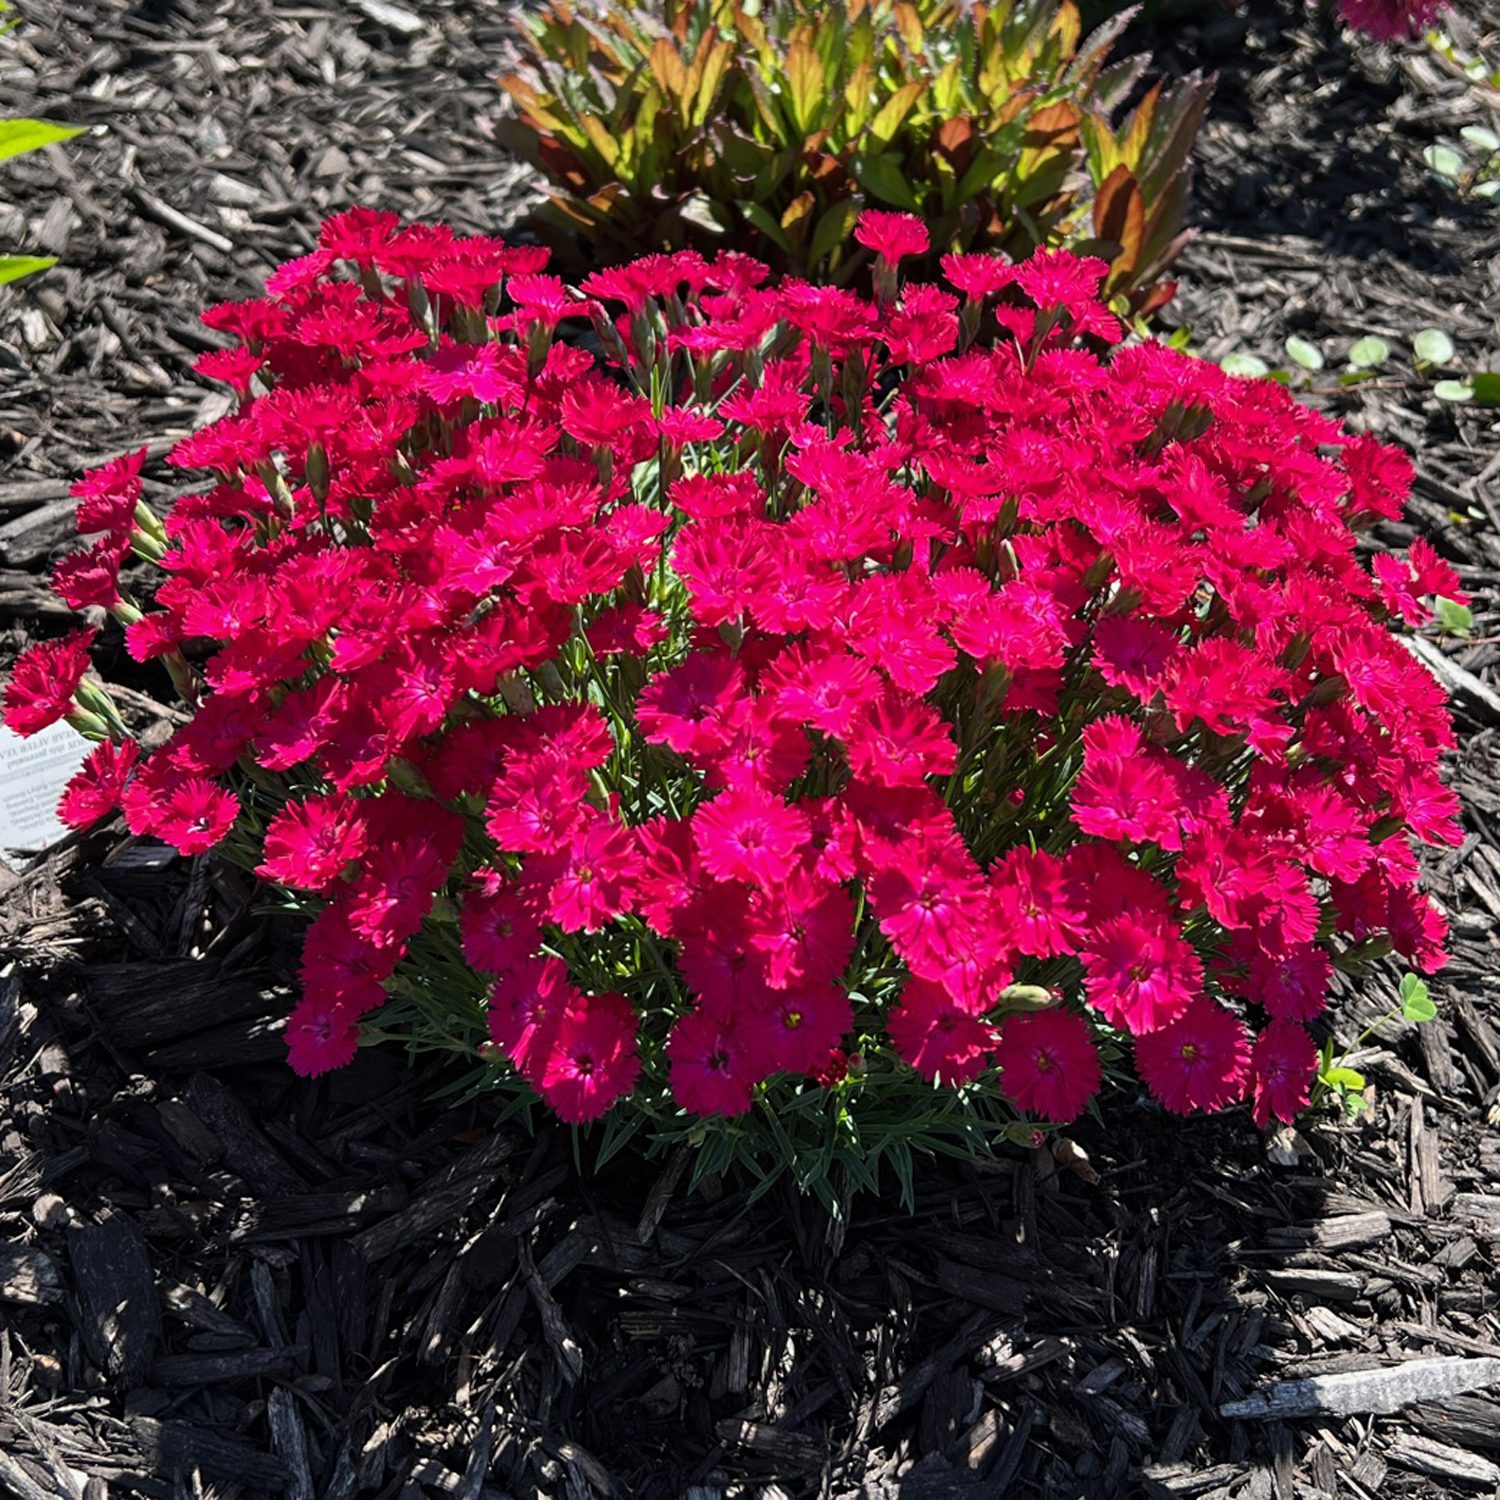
<box><xmin>1250</xmin><ymin>1020</ymin><xmax>1318</xmax><ymax>1127</ymax></box>
<box><xmin>53</xmin><ymin>536</ymin><xmax>130</xmax><ymax>611</ymax></box>
<box><xmin>148</xmin><ymin>776</ymin><xmax>240</xmax><ymax>855</ymax></box>
<box><xmin>636</xmin><ymin>653</ymin><xmax>745</xmax><ymax>759</ymax></box>
<box><xmin>58</xmin><ymin>738</ymin><xmax>139</xmax><ymax>828</ymax></box>
<box><xmin>542</xmin><ymin>813</ymin><xmax>636</xmax><ymax>932</ymax></box>
<box><xmin>3</xmin><ymin>628</ymin><xmax>96</xmax><ymax>736</ymax></box>
<box><xmin>866</xmin><ymin>838</ymin><xmax>990</xmax><ymax>983</ymax></box>
<box><xmin>854</xmin><ymin>210</ymin><xmax>930</xmax><ymax>263</ymax></box>
<box><xmin>257</xmin><ymin>794</ymin><xmax>367</xmax><ymax>890</ymax></box>
<box><xmin>488</xmin><ymin>958</ymin><xmax>577</xmax><ymax>1082</ymax></box>
<box><xmin>996</xmin><ymin>1008</ymin><xmax>1101</xmax><ymax>1122</ymax></box>
<box><xmin>71</xmin><ymin>447</ymin><xmax>146</xmax><ymax>536</ymax></box>
<box><xmin>990</xmin><ymin>848</ymin><xmax>1084</xmax><ymax>958</ymax></box>
<box><xmin>668</xmin><ymin>1006</ymin><xmax>767</xmax><ymax>1116</ymax></box>
<box><xmin>693</xmin><ymin>787</ymin><xmax>809</xmax><ymax>888</ymax></box>
<box><xmin>1092</xmin><ymin>616</ymin><xmax>1181</xmax><ymax>699</ymax></box>
<box><xmin>1082</xmin><ymin>913</ymin><xmax>1202</xmax><ymax>1035</ymax></box>
<box><xmin>1071</xmin><ymin>716</ymin><xmax>1185</xmax><ymax>848</ymax></box>
<box><xmin>462</xmin><ymin>874</ymin><xmax>544</xmax><ymax>975</ymax></box>
<box><xmin>750</xmin><ymin>985</ymin><xmax>853</xmax><ymax>1074</ymax></box>
<box><xmin>1335</xmin><ymin>0</ymin><xmax>1444</xmax><ymax>41</ymax></box>
<box><xmin>538</xmin><ymin>991</ymin><xmax>641</xmax><ymax>1122</ymax></box>
<box><xmin>887</xmin><ymin>978</ymin><xmax>997</xmax><ymax>1085</ymax></box>
<box><xmin>1246</xmin><ymin>942</ymin><xmax>1333</xmax><ymax>1022</ymax></box>
<box><xmin>285</xmin><ymin>995</ymin><xmax>361</xmax><ymax>1077</ymax></box>
<box><xmin>1135</xmin><ymin>999</ymin><xmax>1251</xmax><ymax>1114</ymax></box>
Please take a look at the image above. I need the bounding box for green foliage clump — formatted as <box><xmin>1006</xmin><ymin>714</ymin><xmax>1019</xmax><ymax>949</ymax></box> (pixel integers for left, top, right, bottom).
<box><xmin>497</xmin><ymin>0</ymin><xmax>1212</xmax><ymax>309</ymax></box>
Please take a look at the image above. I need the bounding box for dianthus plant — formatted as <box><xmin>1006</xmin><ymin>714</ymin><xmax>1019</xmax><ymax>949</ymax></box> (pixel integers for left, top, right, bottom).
<box><xmin>7</xmin><ymin>207</ymin><xmax>1460</xmax><ymax>1197</ymax></box>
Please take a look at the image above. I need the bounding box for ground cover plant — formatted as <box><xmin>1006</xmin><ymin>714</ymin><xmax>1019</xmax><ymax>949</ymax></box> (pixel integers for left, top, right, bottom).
<box><xmin>2</xmin><ymin>208</ymin><xmax>1462</xmax><ymax>1199</ymax></box>
<box><xmin>497</xmin><ymin>0</ymin><xmax>1212</xmax><ymax>312</ymax></box>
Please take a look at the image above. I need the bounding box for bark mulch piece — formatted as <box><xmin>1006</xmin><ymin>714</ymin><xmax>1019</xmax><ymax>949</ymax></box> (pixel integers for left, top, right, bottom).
<box><xmin>3</xmin><ymin>0</ymin><xmax>1500</xmax><ymax>1495</ymax></box>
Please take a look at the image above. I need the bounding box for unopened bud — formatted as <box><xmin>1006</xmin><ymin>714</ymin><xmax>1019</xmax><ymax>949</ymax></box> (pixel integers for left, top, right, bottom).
<box><xmin>306</xmin><ymin>443</ymin><xmax>330</xmax><ymax>504</ymax></box>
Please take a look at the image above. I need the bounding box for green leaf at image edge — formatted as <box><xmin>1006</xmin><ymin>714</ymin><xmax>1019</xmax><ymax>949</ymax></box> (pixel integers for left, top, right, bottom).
<box><xmin>1470</xmin><ymin>372</ymin><xmax>1500</xmax><ymax>406</ymax></box>
<box><xmin>0</xmin><ymin>253</ymin><xmax>57</xmax><ymax>285</ymax></box>
<box><xmin>0</xmin><ymin>118</ymin><xmax>84</xmax><ymax>164</ymax></box>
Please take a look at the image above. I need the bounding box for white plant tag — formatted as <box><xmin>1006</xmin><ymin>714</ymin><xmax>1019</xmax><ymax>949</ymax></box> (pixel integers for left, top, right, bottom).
<box><xmin>0</xmin><ymin>719</ymin><xmax>91</xmax><ymax>871</ymax></box>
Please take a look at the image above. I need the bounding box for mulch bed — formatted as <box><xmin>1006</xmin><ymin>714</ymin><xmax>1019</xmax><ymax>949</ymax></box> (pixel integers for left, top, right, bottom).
<box><xmin>2</xmin><ymin>0</ymin><xmax>1500</xmax><ymax>1495</ymax></box>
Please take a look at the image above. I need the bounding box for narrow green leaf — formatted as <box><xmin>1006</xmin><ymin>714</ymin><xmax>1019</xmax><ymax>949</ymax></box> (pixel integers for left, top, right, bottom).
<box><xmin>851</xmin><ymin>152</ymin><xmax>921</xmax><ymax>213</ymax></box>
<box><xmin>1347</xmin><ymin>335</ymin><xmax>1389</xmax><ymax>370</ymax></box>
<box><xmin>0</xmin><ymin>252</ymin><xmax>56</xmax><ymax>285</ymax></box>
<box><xmin>735</xmin><ymin>200</ymin><xmax>792</xmax><ymax>256</ymax></box>
<box><xmin>1219</xmin><ymin>352</ymin><xmax>1268</xmax><ymax>379</ymax></box>
<box><xmin>0</xmin><ymin>118</ymin><xmax>84</xmax><ymax>163</ymax></box>
<box><xmin>1285</xmin><ymin>335</ymin><xmax>1324</xmax><ymax>371</ymax></box>
<box><xmin>805</xmin><ymin>197</ymin><xmax>861</xmax><ymax>275</ymax></box>
<box><xmin>1460</xmin><ymin>124</ymin><xmax>1500</xmax><ymax>154</ymax></box>
<box><xmin>1413</xmin><ymin>328</ymin><xmax>1455</xmax><ymax>366</ymax></box>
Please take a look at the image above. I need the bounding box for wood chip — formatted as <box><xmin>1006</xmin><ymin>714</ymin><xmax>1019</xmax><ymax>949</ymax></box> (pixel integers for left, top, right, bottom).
<box><xmin>1385</xmin><ymin>1434</ymin><xmax>1500</xmax><ymax>1486</ymax></box>
<box><xmin>1223</xmin><ymin>1356</ymin><xmax>1500</xmax><ymax>1420</ymax></box>
<box><xmin>0</xmin><ymin>1244</ymin><xmax>63</xmax><ymax>1305</ymax></box>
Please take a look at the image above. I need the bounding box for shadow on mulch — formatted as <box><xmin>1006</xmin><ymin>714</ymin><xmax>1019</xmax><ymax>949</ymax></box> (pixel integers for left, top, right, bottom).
<box><xmin>1148</xmin><ymin>0</ymin><xmax>1498</xmax><ymax>276</ymax></box>
<box><xmin>1</xmin><ymin>0</ymin><xmax>1500</xmax><ymax>1495</ymax></box>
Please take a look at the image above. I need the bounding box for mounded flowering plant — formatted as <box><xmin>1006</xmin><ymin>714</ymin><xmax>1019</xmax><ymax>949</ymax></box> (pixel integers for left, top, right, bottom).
<box><xmin>7</xmin><ymin>207</ymin><xmax>1461</xmax><ymax>1200</ymax></box>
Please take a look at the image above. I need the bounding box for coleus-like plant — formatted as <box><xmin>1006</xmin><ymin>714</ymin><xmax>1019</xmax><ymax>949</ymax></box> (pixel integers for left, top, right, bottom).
<box><xmin>496</xmin><ymin>0</ymin><xmax>1212</xmax><ymax>313</ymax></box>
<box><xmin>7</xmin><ymin>211</ymin><xmax>1460</xmax><ymax>1203</ymax></box>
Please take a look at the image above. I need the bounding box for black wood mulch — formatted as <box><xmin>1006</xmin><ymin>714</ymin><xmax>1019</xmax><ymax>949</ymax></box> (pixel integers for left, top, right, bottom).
<box><xmin>2</xmin><ymin>1</ymin><xmax>1500</xmax><ymax>1496</ymax></box>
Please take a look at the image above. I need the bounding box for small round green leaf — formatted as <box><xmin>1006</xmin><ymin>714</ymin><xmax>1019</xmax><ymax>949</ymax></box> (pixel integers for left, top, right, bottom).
<box><xmin>1284</xmin><ymin>335</ymin><xmax>1324</xmax><ymax>370</ymax></box>
<box><xmin>1220</xmin><ymin>352</ymin><xmax>1268</xmax><ymax>378</ymax></box>
<box><xmin>1347</xmin><ymin>335</ymin><xmax>1390</xmax><ymax>370</ymax></box>
<box><xmin>1473</xmin><ymin>179</ymin><xmax>1500</xmax><ymax>200</ymax></box>
<box><xmin>1433</xmin><ymin>379</ymin><xmax>1475</xmax><ymax>402</ymax></box>
<box><xmin>1400</xmin><ymin>974</ymin><xmax>1437</xmax><ymax>1023</ymax></box>
<box><xmin>1460</xmin><ymin>124</ymin><xmax>1500</xmax><ymax>154</ymax></box>
<box><xmin>1403</xmin><ymin>990</ymin><xmax>1438</xmax><ymax>1024</ymax></box>
<box><xmin>1423</xmin><ymin>144</ymin><xmax>1467</xmax><ymax>181</ymax></box>
<box><xmin>1413</xmin><ymin>328</ymin><xmax>1455</xmax><ymax>366</ymax></box>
